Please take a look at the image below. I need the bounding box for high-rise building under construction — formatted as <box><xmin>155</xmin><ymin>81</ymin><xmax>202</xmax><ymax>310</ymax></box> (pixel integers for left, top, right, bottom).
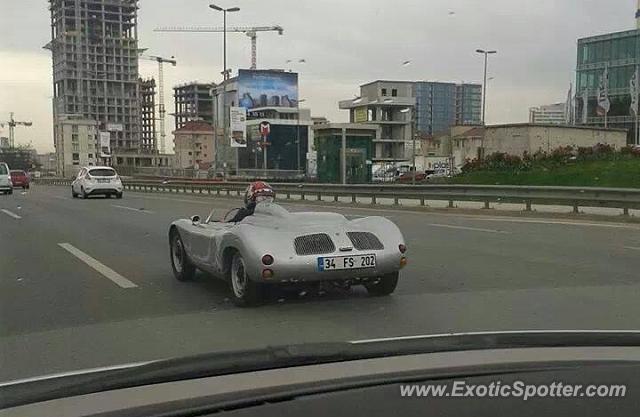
<box><xmin>46</xmin><ymin>0</ymin><xmax>141</xmax><ymax>156</ymax></box>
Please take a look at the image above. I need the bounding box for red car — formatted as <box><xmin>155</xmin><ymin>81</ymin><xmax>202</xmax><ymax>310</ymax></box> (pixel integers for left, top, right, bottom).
<box><xmin>10</xmin><ymin>170</ymin><xmax>30</xmax><ymax>189</ymax></box>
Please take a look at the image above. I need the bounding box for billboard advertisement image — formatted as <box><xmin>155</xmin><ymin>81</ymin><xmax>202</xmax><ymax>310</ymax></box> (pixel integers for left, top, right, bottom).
<box><xmin>230</xmin><ymin>107</ymin><xmax>247</xmax><ymax>148</ymax></box>
<box><xmin>238</xmin><ymin>70</ymin><xmax>299</xmax><ymax>109</ymax></box>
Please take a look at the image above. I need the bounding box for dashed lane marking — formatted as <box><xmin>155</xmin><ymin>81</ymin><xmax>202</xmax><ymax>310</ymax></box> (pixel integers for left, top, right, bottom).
<box><xmin>58</xmin><ymin>243</ymin><xmax>138</xmax><ymax>289</ymax></box>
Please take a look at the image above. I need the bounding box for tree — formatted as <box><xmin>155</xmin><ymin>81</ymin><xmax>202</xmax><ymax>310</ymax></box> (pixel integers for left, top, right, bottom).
<box><xmin>0</xmin><ymin>145</ymin><xmax>41</xmax><ymax>171</ymax></box>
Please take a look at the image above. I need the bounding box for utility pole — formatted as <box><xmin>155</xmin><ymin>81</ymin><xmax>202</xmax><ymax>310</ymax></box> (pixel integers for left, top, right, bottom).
<box><xmin>476</xmin><ymin>49</ymin><xmax>497</xmax><ymax>159</ymax></box>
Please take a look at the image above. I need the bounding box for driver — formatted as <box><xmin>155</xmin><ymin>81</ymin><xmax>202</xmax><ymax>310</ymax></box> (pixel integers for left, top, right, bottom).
<box><xmin>228</xmin><ymin>181</ymin><xmax>275</xmax><ymax>223</ymax></box>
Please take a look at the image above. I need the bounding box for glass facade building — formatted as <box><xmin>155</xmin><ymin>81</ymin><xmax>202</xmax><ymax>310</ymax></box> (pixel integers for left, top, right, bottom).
<box><xmin>415</xmin><ymin>82</ymin><xmax>482</xmax><ymax>136</ymax></box>
<box><xmin>576</xmin><ymin>29</ymin><xmax>639</xmax><ymax>142</ymax></box>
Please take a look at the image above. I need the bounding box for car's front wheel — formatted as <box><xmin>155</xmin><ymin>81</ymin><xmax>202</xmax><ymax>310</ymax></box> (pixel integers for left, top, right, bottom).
<box><xmin>365</xmin><ymin>272</ymin><xmax>399</xmax><ymax>296</ymax></box>
<box><xmin>230</xmin><ymin>252</ymin><xmax>263</xmax><ymax>307</ymax></box>
<box><xmin>81</xmin><ymin>187</ymin><xmax>88</xmax><ymax>199</ymax></box>
<box><xmin>170</xmin><ymin>230</ymin><xmax>196</xmax><ymax>282</ymax></box>
<box><xmin>116</xmin><ymin>192</ymin><xmax>123</xmax><ymax>199</ymax></box>
<box><xmin>71</xmin><ymin>187</ymin><xmax>78</xmax><ymax>198</ymax></box>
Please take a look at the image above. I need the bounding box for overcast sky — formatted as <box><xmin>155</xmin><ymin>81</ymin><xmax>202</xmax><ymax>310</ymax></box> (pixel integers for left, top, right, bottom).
<box><xmin>0</xmin><ymin>0</ymin><xmax>635</xmax><ymax>152</ymax></box>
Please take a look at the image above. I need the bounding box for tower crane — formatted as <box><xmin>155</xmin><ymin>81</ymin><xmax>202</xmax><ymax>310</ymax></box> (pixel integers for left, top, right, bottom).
<box><xmin>154</xmin><ymin>26</ymin><xmax>284</xmax><ymax>70</ymax></box>
<box><xmin>139</xmin><ymin>54</ymin><xmax>177</xmax><ymax>154</ymax></box>
<box><xmin>0</xmin><ymin>113</ymin><xmax>33</xmax><ymax>148</ymax></box>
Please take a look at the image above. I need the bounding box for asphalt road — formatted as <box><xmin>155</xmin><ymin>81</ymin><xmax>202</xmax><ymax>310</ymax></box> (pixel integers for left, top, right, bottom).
<box><xmin>2</xmin><ymin>185</ymin><xmax>640</xmax><ymax>381</ymax></box>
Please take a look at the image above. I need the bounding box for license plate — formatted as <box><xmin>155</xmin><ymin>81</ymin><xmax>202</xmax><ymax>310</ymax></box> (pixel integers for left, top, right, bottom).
<box><xmin>317</xmin><ymin>254</ymin><xmax>376</xmax><ymax>271</ymax></box>
<box><xmin>97</xmin><ymin>179</ymin><xmax>110</xmax><ymax>183</ymax></box>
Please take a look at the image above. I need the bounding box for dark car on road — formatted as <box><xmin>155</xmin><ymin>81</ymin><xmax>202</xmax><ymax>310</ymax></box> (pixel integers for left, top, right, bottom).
<box><xmin>9</xmin><ymin>170</ymin><xmax>30</xmax><ymax>189</ymax></box>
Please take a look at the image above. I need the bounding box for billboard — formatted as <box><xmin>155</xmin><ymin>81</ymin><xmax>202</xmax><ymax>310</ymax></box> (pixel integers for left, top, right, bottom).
<box><xmin>238</xmin><ymin>70</ymin><xmax>299</xmax><ymax>109</ymax></box>
<box><xmin>99</xmin><ymin>132</ymin><xmax>111</xmax><ymax>157</ymax></box>
<box><xmin>229</xmin><ymin>107</ymin><xmax>247</xmax><ymax>148</ymax></box>
<box><xmin>354</xmin><ymin>107</ymin><xmax>368</xmax><ymax>123</ymax></box>
<box><xmin>106</xmin><ymin>123</ymin><xmax>123</xmax><ymax>132</ymax></box>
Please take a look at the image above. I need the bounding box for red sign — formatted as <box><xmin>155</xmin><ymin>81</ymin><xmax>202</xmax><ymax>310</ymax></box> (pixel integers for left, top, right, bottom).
<box><xmin>259</xmin><ymin>121</ymin><xmax>271</xmax><ymax>138</ymax></box>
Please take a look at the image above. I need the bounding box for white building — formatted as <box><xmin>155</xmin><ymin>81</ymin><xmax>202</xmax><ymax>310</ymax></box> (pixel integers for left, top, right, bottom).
<box><xmin>529</xmin><ymin>103</ymin><xmax>567</xmax><ymax>125</ymax></box>
<box><xmin>54</xmin><ymin>116</ymin><xmax>98</xmax><ymax>178</ymax></box>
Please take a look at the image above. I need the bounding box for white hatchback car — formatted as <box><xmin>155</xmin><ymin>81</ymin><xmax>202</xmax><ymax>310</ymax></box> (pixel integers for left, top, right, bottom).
<box><xmin>0</xmin><ymin>162</ymin><xmax>13</xmax><ymax>195</ymax></box>
<box><xmin>71</xmin><ymin>166</ymin><xmax>123</xmax><ymax>199</ymax></box>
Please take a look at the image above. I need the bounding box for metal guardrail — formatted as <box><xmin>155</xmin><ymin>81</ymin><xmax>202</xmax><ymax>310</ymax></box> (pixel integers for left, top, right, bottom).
<box><xmin>35</xmin><ymin>178</ymin><xmax>640</xmax><ymax>215</ymax></box>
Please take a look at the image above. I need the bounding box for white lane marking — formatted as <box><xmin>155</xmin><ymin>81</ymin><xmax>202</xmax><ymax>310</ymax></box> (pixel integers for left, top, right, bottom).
<box><xmin>624</xmin><ymin>246</ymin><xmax>640</xmax><ymax>251</ymax></box>
<box><xmin>52</xmin><ymin>196</ymin><xmax>70</xmax><ymax>201</ymax></box>
<box><xmin>58</xmin><ymin>243</ymin><xmax>138</xmax><ymax>289</ymax></box>
<box><xmin>112</xmin><ymin>204</ymin><xmax>154</xmax><ymax>214</ymax></box>
<box><xmin>1</xmin><ymin>209</ymin><xmax>21</xmax><ymax>219</ymax></box>
<box><xmin>428</xmin><ymin>223</ymin><xmax>509</xmax><ymax>234</ymax></box>
<box><xmin>475</xmin><ymin>217</ymin><xmax>640</xmax><ymax>230</ymax></box>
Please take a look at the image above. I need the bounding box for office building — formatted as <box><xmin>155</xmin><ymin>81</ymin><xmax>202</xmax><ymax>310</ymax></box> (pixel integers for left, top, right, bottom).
<box><xmin>54</xmin><ymin>116</ymin><xmax>98</xmax><ymax>178</ymax></box>
<box><xmin>209</xmin><ymin>69</ymin><xmax>311</xmax><ymax>177</ymax></box>
<box><xmin>339</xmin><ymin>80</ymin><xmax>482</xmax><ymax>168</ymax></box>
<box><xmin>46</xmin><ymin>0</ymin><xmax>141</xmax><ymax>155</ymax></box>
<box><xmin>139</xmin><ymin>78</ymin><xmax>157</xmax><ymax>152</ymax></box>
<box><xmin>174</xmin><ymin>82</ymin><xmax>216</xmax><ymax>130</ymax></box>
<box><xmin>454</xmin><ymin>83</ymin><xmax>483</xmax><ymax>126</ymax></box>
<box><xmin>529</xmin><ymin>103</ymin><xmax>567</xmax><ymax>125</ymax></box>
<box><xmin>339</xmin><ymin>81</ymin><xmax>416</xmax><ymax>165</ymax></box>
<box><xmin>575</xmin><ymin>28</ymin><xmax>639</xmax><ymax>142</ymax></box>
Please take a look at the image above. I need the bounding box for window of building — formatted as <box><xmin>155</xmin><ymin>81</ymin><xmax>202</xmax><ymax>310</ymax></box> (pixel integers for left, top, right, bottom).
<box><xmin>88</xmin><ymin>154</ymin><xmax>93</xmax><ymax>159</ymax></box>
<box><xmin>188</xmin><ymin>152</ymin><xmax>192</xmax><ymax>155</ymax></box>
<box><xmin>392</xmin><ymin>89</ymin><xmax>398</xmax><ymax>97</ymax></box>
<box><xmin>381</xmin><ymin>88</ymin><xmax>387</xmax><ymax>96</ymax></box>
<box><xmin>72</xmin><ymin>153</ymin><xmax>79</xmax><ymax>161</ymax></box>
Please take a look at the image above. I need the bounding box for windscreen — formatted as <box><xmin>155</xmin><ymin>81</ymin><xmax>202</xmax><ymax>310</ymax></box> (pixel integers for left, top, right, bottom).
<box><xmin>89</xmin><ymin>168</ymin><xmax>116</xmax><ymax>177</ymax></box>
<box><xmin>0</xmin><ymin>164</ymin><xmax>8</xmax><ymax>175</ymax></box>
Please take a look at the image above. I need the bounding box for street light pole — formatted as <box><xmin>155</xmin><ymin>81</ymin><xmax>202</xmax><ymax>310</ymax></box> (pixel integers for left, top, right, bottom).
<box><xmin>209</xmin><ymin>3</ymin><xmax>239</xmax><ymax>177</ymax></box>
<box><xmin>476</xmin><ymin>49</ymin><xmax>497</xmax><ymax>160</ymax></box>
<box><xmin>209</xmin><ymin>4</ymin><xmax>240</xmax><ymax>80</ymax></box>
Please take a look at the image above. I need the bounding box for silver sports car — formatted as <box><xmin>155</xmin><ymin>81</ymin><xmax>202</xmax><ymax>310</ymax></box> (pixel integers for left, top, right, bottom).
<box><xmin>169</xmin><ymin>202</ymin><xmax>407</xmax><ymax>306</ymax></box>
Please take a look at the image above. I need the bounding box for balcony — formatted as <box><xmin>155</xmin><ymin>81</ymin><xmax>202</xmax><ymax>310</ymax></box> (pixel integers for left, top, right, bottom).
<box><xmin>339</xmin><ymin>96</ymin><xmax>416</xmax><ymax>109</ymax></box>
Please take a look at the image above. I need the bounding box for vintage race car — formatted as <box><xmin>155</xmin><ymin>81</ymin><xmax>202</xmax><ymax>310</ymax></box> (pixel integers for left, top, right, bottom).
<box><xmin>169</xmin><ymin>202</ymin><xmax>408</xmax><ymax>307</ymax></box>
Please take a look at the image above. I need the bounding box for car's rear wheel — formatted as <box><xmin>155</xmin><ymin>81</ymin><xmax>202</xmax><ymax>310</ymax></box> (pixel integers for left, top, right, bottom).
<box><xmin>170</xmin><ymin>230</ymin><xmax>196</xmax><ymax>282</ymax></box>
<box><xmin>365</xmin><ymin>272</ymin><xmax>399</xmax><ymax>296</ymax></box>
<box><xmin>230</xmin><ymin>252</ymin><xmax>263</xmax><ymax>307</ymax></box>
<box><xmin>116</xmin><ymin>192</ymin><xmax>123</xmax><ymax>199</ymax></box>
<box><xmin>7</xmin><ymin>189</ymin><xmax>13</xmax><ymax>195</ymax></box>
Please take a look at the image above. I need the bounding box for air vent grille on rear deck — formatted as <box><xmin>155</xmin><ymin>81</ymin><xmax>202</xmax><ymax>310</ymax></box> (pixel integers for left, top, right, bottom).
<box><xmin>294</xmin><ymin>233</ymin><xmax>336</xmax><ymax>255</ymax></box>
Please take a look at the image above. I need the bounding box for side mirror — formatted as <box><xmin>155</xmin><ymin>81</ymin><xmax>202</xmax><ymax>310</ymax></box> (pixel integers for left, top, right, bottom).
<box><xmin>191</xmin><ymin>215</ymin><xmax>201</xmax><ymax>225</ymax></box>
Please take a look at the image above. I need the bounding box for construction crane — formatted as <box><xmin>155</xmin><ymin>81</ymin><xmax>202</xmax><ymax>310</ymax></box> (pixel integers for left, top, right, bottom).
<box><xmin>0</xmin><ymin>113</ymin><xmax>33</xmax><ymax>148</ymax></box>
<box><xmin>139</xmin><ymin>54</ymin><xmax>177</xmax><ymax>154</ymax></box>
<box><xmin>154</xmin><ymin>26</ymin><xmax>284</xmax><ymax>70</ymax></box>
